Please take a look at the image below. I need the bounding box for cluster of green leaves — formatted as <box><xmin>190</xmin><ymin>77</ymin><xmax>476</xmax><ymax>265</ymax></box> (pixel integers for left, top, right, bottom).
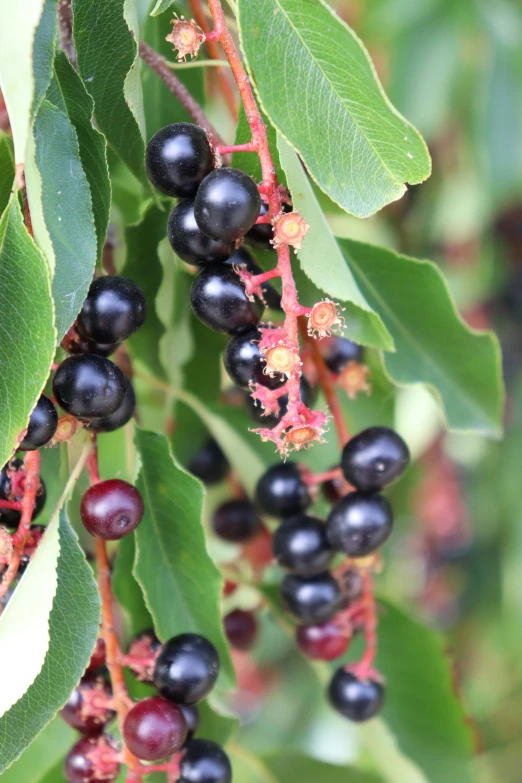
<box><xmin>0</xmin><ymin>0</ymin><xmax>507</xmax><ymax>780</ymax></box>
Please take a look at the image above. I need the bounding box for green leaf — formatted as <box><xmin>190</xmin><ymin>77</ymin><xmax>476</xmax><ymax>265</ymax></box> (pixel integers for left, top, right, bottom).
<box><xmin>0</xmin><ymin>718</ymin><xmax>74</xmax><ymax>783</ymax></box>
<box><xmin>72</xmin><ymin>0</ymin><xmax>148</xmax><ymax>186</ymax></box>
<box><xmin>0</xmin><ymin>133</ymin><xmax>15</xmax><ymax>217</ymax></box>
<box><xmin>276</xmin><ymin>134</ymin><xmax>393</xmax><ymax>350</ymax></box>
<box><xmin>237</xmin><ymin>0</ymin><xmax>431</xmax><ymax>218</ymax></box>
<box><xmin>0</xmin><ymin>196</ymin><xmax>55</xmax><ymax>470</ymax></box>
<box><xmin>25</xmin><ymin>99</ymin><xmax>97</xmax><ymax>341</ymax></box>
<box><xmin>263</xmin><ymin>754</ymin><xmax>381</xmax><ymax>783</ymax></box>
<box><xmin>150</xmin><ymin>0</ymin><xmax>176</xmax><ymax>16</ymax></box>
<box><xmin>133</xmin><ymin>428</ymin><xmax>235</xmax><ymax>688</ymax></box>
<box><xmin>198</xmin><ymin>701</ymin><xmax>239</xmax><ymax>746</ymax></box>
<box><xmin>47</xmin><ymin>51</ymin><xmax>111</xmax><ymax>263</ymax></box>
<box><xmin>339</xmin><ymin>238</ymin><xmax>504</xmax><ymax>436</ymax></box>
<box><xmin>0</xmin><ymin>510</ymin><xmax>100</xmax><ymax>773</ymax></box>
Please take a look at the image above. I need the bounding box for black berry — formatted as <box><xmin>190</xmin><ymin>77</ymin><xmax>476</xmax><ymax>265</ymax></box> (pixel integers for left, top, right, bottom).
<box><xmin>168</xmin><ymin>199</ymin><xmax>233</xmax><ymax>266</ymax></box>
<box><xmin>341</xmin><ymin>427</ymin><xmax>410</xmax><ymax>492</ymax></box>
<box><xmin>194</xmin><ymin>168</ymin><xmax>261</xmax><ymax>242</ymax></box>
<box><xmin>19</xmin><ymin>395</ymin><xmax>58</xmax><ymax>450</ymax></box>
<box><xmin>89</xmin><ymin>377</ymin><xmax>136</xmax><ymax>434</ymax></box>
<box><xmin>320</xmin><ymin>336</ymin><xmax>363</xmax><ymax>374</ymax></box>
<box><xmin>154</xmin><ymin>633</ymin><xmax>220</xmax><ymax>704</ymax></box>
<box><xmin>146</xmin><ymin>123</ymin><xmax>214</xmax><ymax>198</ymax></box>
<box><xmin>272</xmin><ymin>515</ymin><xmax>333</xmax><ymax>576</ymax></box>
<box><xmin>53</xmin><ymin>355</ymin><xmax>127</xmax><ymax>419</ymax></box>
<box><xmin>123</xmin><ymin>696</ymin><xmax>188</xmax><ymax>761</ymax></box>
<box><xmin>189</xmin><ymin>438</ymin><xmax>229</xmax><ymax>485</ymax></box>
<box><xmin>328</xmin><ymin>669</ymin><xmax>384</xmax><ymax>722</ymax></box>
<box><xmin>326</xmin><ymin>491</ymin><xmax>393</xmax><ymax>557</ymax></box>
<box><xmin>191</xmin><ymin>266</ymin><xmax>264</xmax><ymax>334</ymax></box>
<box><xmin>0</xmin><ymin>458</ymin><xmax>46</xmax><ymax>527</ymax></box>
<box><xmin>179</xmin><ymin>739</ymin><xmax>232</xmax><ymax>783</ymax></box>
<box><xmin>224</xmin><ymin>609</ymin><xmax>258</xmax><ymax>650</ymax></box>
<box><xmin>223</xmin><ymin>247</ymin><xmax>281</xmax><ymax>310</ymax></box>
<box><xmin>179</xmin><ymin>703</ymin><xmax>200</xmax><ymax>744</ymax></box>
<box><xmin>280</xmin><ymin>572</ymin><xmax>343</xmax><ymax>624</ymax></box>
<box><xmin>224</xmin><ymin>327</ymin><xmax>285</xmax><ymax>390</ymax></box>
<box><xmin>212</xmin><ymin>499</ymin><xmax>262</xmax><ymax>543</ymax></box>
<box><xmin>64</xmin><ymin>735</ymin><xmax>120</xmax><ymax>783</ymax></box>
<box><xmin>256</xmin><ymin>462</ymin><xmax>311</xmax><ymax>519</ymax></box>
<box><xmin>77</xmin><ymin>276</ymin><xmax>147</xmax><ymax>345</ymax></box>
<box><xmin>296</xmin><ymin>621</ymin><xmax>349</xmax><ymax>661</ymax></box>
<box><xmin>80</xmin><ymin>479</ymin><xmax>144</xmax><ymax>540</ymax></box>
<box><xmin>60</xmin><ymin>674</ymin><xmax>115</xmax><ymax>735</ymax></box>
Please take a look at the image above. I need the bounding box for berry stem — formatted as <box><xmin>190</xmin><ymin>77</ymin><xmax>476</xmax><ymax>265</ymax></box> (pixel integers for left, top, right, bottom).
<box><xmin>0</xmin><ymin>499</ymin><xmax>22</xmax><ymax>511</ymax></box>
<box><xmin>303</xmin><ymin>467</ymin><xmax>344</xmax><ymax>486</ymax></box>
<box><xmin>353</xmin><ymin>571</ymin><xmax>378</xmax><ymax>677</ymax></box>
<box><xmin>217</xmin><ymin>142</ymin><xmax>256</xmax><ymax>154</ymax></box>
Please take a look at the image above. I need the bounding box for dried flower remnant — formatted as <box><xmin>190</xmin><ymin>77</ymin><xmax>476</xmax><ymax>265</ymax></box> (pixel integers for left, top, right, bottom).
<box><xmin>272</xmin><ymin>210</ymin><xmax>309</xmax><ymax>250</ymax></box>
<box><xmin>338</xmin><ymin>362</ymin><xmax>372</xmax><ymax>400</ymax></box>
<box><xmin>308</xmin><ymin>300</ymin><xmax>345</xmax><ymax>338</ymax></box>
<box><xmin>166</xmin><ymin>15</ymin><xmax>205</xmax><ymax>62</ymax></box>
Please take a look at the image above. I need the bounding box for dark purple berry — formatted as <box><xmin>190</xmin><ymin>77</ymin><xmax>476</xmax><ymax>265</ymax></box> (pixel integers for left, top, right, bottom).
<box><xmin>179</xmin><ymin>739</ymin><xmax>232</xmax><ymax>783</ymax></box>
<box><xmin>89</xmin><ymin>378</ymin><xmax>136</xmax><ymax>434</ymax></box>
<box><xmin>80</xmin><ymin>479</ymin><xmax>144</xmax><ymax>540</ymax></box>
<box><xmin>224</xmin><ymin>327</ymin><xmax>285</xmax><ymax>390</ymax></box>
<box><xmin>326</xmin><ymin>491</ymin><xmax>393</xmax><ymax>557</ymax></box>
<box><xmin>272</xmin><ymin>515</ymin><xmax>333</xmax><ymax>576</ymax></box>
<box><xmin>168</xmin><ymin>199</ymin><xmax>233</xmax><ymax>266</ymax></box>
<box><xmin>328</xmin><ymin>669</ymin><xmax>384</xmax><ymax>722</ymax></box>
<box><xmin>64</xmin><ymin>735</ymin><xmax>120</xmax><ymax>783</ymax></box>
<box><xmin>341</xmin><ymin>427</ymin><xmax>410</xmax><ymax>492</ymax></box>
<box><xmin>191</xmin><ymin>266</ymin><xmax>264</xmax><ymax>334</ymax></box>
<box><xmin>19</xmin><ymin>395</ymin><xmax>58</xmax><ymax>450</ymax></box>
<box><xmin>256</xmin><ymin>462</ymin><xmax>311</xmax><ymax>519</ymax></box>
<box><xmin>153</xmin><ymin>633</ymin><xmax>220</xmax><ymax>704</ymax></box>
<box><xmin>189</xmin><ymin>439</ymin><xmax>229</xmax><ymax>485</ymax></box>
<box><xmin>87</xmin><ymin>638</ymin><xmax>107</xmax><ymax>672</ymax></box>
<box><xmin>77</xmin><ymin>276</ymin><xmax>147</xmax><ymax>345</ymax></box>
<box><xmin>52</xmin><ymin>355</ymin><xmax>127</xmax><ymax>419</ymax></box>
<box><xmin>194</xmin><ymin>168</ymin><xmax>261</xmax><ymax>242</ymax></box>
<box><xmin>212</xmin><ymin>499</ymin><xmax>262</xmax><ymax>543</ymax></box>
<box><xmin>123</xmin><ymin>696</ymin><xmax>188</xmax><ymax>761</ymax></box>
<box><xmin>0</xmin><ymin>458</ymin><xmax>46</xmax><ymax>527</ymax></box>
<box><xmin>280</xmin><ymin>572</ymin><xmax>343</xmax><ymax>624</ymax></box>
<box><xmin>320</xmin><ymin>336</ymin><xmax>363</xmax><ymax>374</ymax></box>
<box><xmin>146</xmin><ymin>123</ymin><xmax>214</xmax><ymax>198</ymax></box>
<box><xmin>224</xmin><ymin>609</ymin><xmax>258</xmax><ymax>650</ymax></box>
<box><xmin>60</xmin><ymin>674</ymin><xmax>115</xmax><ymax>735</ymax></box>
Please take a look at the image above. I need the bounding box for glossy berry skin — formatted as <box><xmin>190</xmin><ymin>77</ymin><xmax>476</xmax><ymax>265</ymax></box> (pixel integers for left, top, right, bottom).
<box><xmin>53</xmin><ymin>355</ymin><xmax>127</xmax><ymax>419</ymax></box>
<box><xmin>80</xmin><ymin>479</ymin><xmax>144</xmax><ymax>540</ymax></box>
<box><xmin>64</xmin><ymin>735</ymin><xmax>120</xmax><ymax>783</ymax></box>
<box><xmin>328</xmin><ymin>669</ymin><xmax>384</xmax><ymax>722</ymax></box>
<box><xmin>60</xmin><ymin>674</ymin><xmax>115</xmax><ymax>735</ymax></box>
<box><xmin>189</xmin><ymin>438</ymin><xmax>229</xmax><ymax>485</ymax></box>
<box><xmin>179</xmin><ymin>703</ymin><xmax>200</xmax><ymax>744</ymax></box>
<box><xmin>191</xmin><ymin>266</ymin><xmax>264</xmax><ymax>335</ymax></box>
<box><xmin>87</xmin><ymin>638</ymin><xmax>107</xmax><ymax>672</ymax></box>
<box><xmin>89</xmin><ymin>378</ymin><xmax>136</xmax><ymax>434</ymax></box>
<box><xmin>154</xmin><ymin>633</ymin><xmax>220</xmax><ymax>704</ymax></box>
<box><xmin>256</xmin><ymin>462</ymin><xmax>311</xmax><ymax>519</ymax></box>
<box><xmin>296</xmin><ymin>621</ymin><xmax>350</xmax><ymax>661</ymax></box>
<box><xmin>321</xmin><ymin>336</ymin><xmax>363</xmax><ymax>374</ymax></box>
<box><xmin>244</xmin><ymin>200</ymin><xmax>272</xmax><ymax>247</ymax></box>
<box><xmin>168</xmin><ymin>199</ymin><xmax>233</xmax><ymax>266</ymax></box>
<box><xmin>0</xmin><ymin>459</ymin><xmax>46</xmax><ymax>527</ymax></box>
<box><xmin>194</xmin><ymin>168</ymin><xmax>261</xmax><ymax>243</ymax></box>
<box><xmin>77</xmin><ymin>276</ymin><xmax>147</xmax><ymax>345</ymax></box>
<box><xmin>123</xmin><ymin>696</ymin><xmax>188</xmax><ymax>761</ymax></box>
<box><xmin>272</xmin><ymin>515</ymin><xmax>333</xmax><ymax>576</ymax></box>
<box><xmin>341</xmin><ymin>427</ymin><xmax>410</xmax><ymax>492</ymax></box>
<box><xmin>224</xmin><ymin>247</ymin><xmax>281</xmax><ymax>311</ymax></box>
<box><xmin>280</xmin><ymin>572</ymin><xmax>343</xmax><ymax>624</ymax></box>
<box><xmin>179</xmin><ymin>739</ymin><xmax>232</xmax><ymax>783</ymax></box>
<box><xmin>146</xmin><ymin>123</ymin><xmax>214</xmax><ymax>198</ymax></box>
<box><xmin>326</xmin><ymin>491</ymin><xmax>393</xmax><ymax>557</ymax></box>
<box><xmin>224</xmin><ymin>328</ymin><xmax>285</xmax><ymax>390</ymax></box>
<box><xmin>224</xmin><ymin>609</ymin><xmax>258</xmax><ymax>651</ymax></box>
<box><xmin>19</xmin><ymin>395</ymin><xmax>58</xmax><ymax>450</ymax></box>
<box><xmin>212</xmin><ymin>499</ymin><xmax>261</xmax><ymax>543</ymax></box>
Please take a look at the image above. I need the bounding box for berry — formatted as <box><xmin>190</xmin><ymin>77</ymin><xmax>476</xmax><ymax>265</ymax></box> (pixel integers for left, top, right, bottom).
<box><xmin>256</xmin><ymin>462</ymin><xmax>311</xmax><ymax>519</ymax></box>
<box><xmin>189</xmin><ymin>438</ymin><xmax>229</xmax><ymax>485</ymax></box>
<box><xmin>328</xmin><ymin>669</ymin><xmax>384</xmax><ymax>722</ymax></box>
<box><xmin>154</xmin><ymin>633</ymin><xmax>220</xmax><ymax>704</ymax></box>
<box><xmin>179</xmin><ymin>739</ymin><xmax>232</xmax><ymax>783</ymax></box>
<box><xmin>326</xmin><ymin>491</ymin><xmax>393</xmax><ymax>557</ymax></box>
<box><xmin>168</xmin><ymin>199</ymin><xmax>233</xmax><ymax>266</ymax></box>
<box><xmin>19</xmin><ymin>395</ymin><xmax>58</xmax><ymax>450</ymax></box>
<box><xmin>123</xmin><ymin>696</ymin><xmax>188</xmax><ymax>761</ymax></box>
<box><xmin>89</xmin><ymin>378</ymin><xmax>136</xmax><ymax>434</ymax></box>
<box><xmin>146</xmin><ymin>123</ymin><xmax>214</xmax><ymax>198</ymax></box>
<box><xmin>224</xmin><ymin>328</ymin><xmax>285</xmax><ymax>390</ymax></box>
<box><xmin>53</xmin><ymin>355</ymin><xmax>127</xmax><ymax>419</ymax></box>
<box><xmin>60</xmin><ymin>674</ymin><xmax>115</xmax><ymax>735</ymax></box>
<box><xmin>341</xmin><ymin>427</ymin><xmax>410</xmax><ymax>492</ymax></box>
<box><xmin>280</xmin><ymin>572</ymin><xmax>343</xmax><ymax>624</ymax></box>
<box><xmin>246</xmin><ymin>376</ymin><xmax>316</xmax><ymax>426</ymax></box>
<box><xmin>320</xmin><ymin>336</ymin><xmax>363</xmax><ymax>374</ymax></box>
<box><xmin>64</xmin><ymin>735</ymin><xmax>120</xmax><ymax>783</ymax></box>
<box><xmin>191</xmin><ymin>266</ymin><xmax>264</xmax><ymax>334</ymax></box>
<box><xmin>272</xmin><ymin>515</ymin><xmax>333</xmax><ymax>576</ymax></box>
<box><xmin>322</xmin><ymin>468</ymin><xmax>346</xmax><ymax>504</ymax></box>
<box><xmin>80</xmin><ymin>479</ymin><xmax>144</xmax><ymax>540</ymax></box>
<box><xmin>296</xmin><ymin>621</ymin><xmax>350</xmax><ymax>661</ymax></box>
<box><xmin>244</xmin><ymin>200</ymin><xmax>272</xmax><ymax>247</ymax></box>
<box><xmin>0</xmin><ymin>458</ymin><xmax>46</xmax><ymax>527</ymax></box>
<box><xmin>77</xmin><ymin>276</ymin><xmax>147</xmax><ymax>345</ymax></box>
<box><xmin>224</xmin><ymin>609</ymin><xmax>258</xmax><ymax>650</ymax></box>
<box><xmin>87</xmin><ymin>638</ymin><xmax>107</xmax><ymax>672</ymax></box>
<box><xmin>179</xmin><ymin>703</ymin><xmax>200</xmax><ymax>744</ymax></box>
<box><xmin>212</xmin><ymin>499</ymin><xmax>262</xmax><ymax>543</ymax></box>
<box><xmin>194</xmin><ymin>168</ymin><xmax>261</xmax><ymax>242</ymax></box>
<box><xmin>127</xmin><ymin>629</ymin><xmax>162</xmax><ymax>683</ymax></box>
<box><xmin>223</xmin><ymin>247</ymin><xmax>281</xmax><ymax>310</ymax></box>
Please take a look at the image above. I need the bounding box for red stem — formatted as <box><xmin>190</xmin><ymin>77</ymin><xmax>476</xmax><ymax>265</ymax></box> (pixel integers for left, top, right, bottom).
<box><xmin>0</xmin><ymin>500</ymin><xmax>22</xmax><ymax>511</ymax></box>
<box><xmin>217</xmin><ymin>142</ymin><xmax>256</xmax><ymax>155</ymax></box>
<box><xmin>354</xmin><ymin>571</ymin><xmax>378</xmax><ymax>676</ymax></box>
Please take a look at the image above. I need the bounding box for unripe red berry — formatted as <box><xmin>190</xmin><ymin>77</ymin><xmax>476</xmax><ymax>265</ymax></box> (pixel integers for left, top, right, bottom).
<box><xmin>80</xmin><ymin>479</ymin><xmax>144</xmax><ymax>540</ymax></box>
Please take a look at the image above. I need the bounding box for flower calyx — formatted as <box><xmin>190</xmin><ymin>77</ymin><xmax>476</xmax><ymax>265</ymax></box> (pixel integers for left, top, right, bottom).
<box><xmin>166</xmin><ymin>15</ymin><xmax>205</xmax><ymax>62</ymax></box>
